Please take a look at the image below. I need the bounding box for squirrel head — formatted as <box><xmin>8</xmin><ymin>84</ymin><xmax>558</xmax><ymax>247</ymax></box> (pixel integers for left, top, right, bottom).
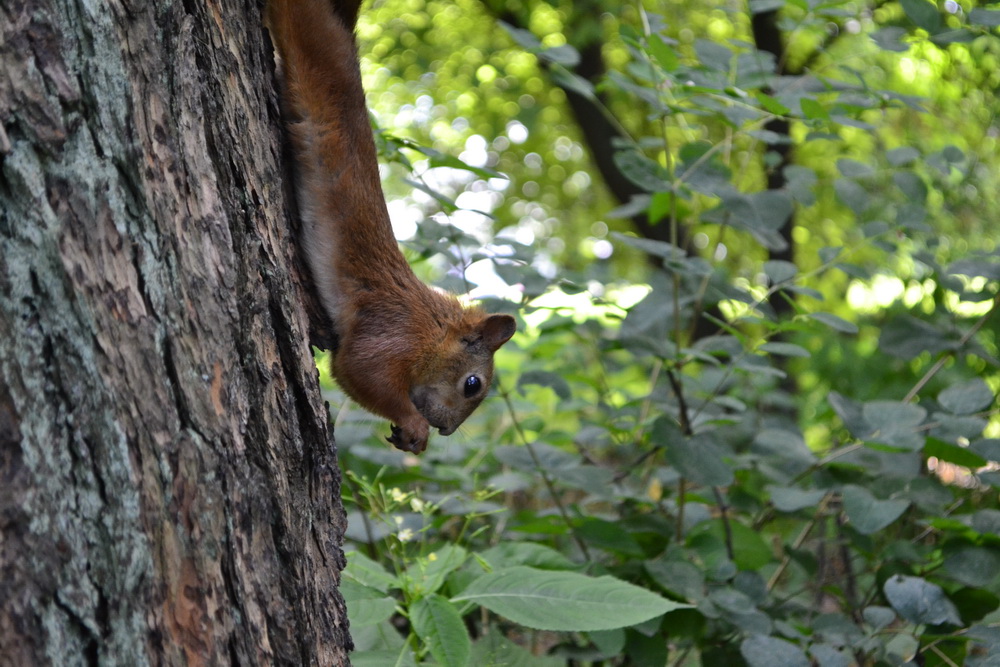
<box><xmin>409</xmin><ymin>312</ymin><xmax>516</xmax><ymax>436</ymax></box>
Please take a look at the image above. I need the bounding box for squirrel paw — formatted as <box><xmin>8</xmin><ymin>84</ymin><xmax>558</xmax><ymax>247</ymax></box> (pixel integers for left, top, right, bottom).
<box><xmin>386</xmin><ymin>421</ymin><xmax>429</xmax><ymax>454</ymax></box>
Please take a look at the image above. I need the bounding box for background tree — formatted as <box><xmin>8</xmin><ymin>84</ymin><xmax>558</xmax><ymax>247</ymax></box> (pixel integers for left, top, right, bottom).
<box><xmin>0</xmin><ymin>0</ymin><xmax>351</xmax><ymax>662</ymax></box>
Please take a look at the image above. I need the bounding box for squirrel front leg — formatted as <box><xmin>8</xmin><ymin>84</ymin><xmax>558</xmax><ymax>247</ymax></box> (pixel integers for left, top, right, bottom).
<box><xmin>330</xmin><ymin>342</ymin><xmax>430</xmax><ymax>453</ymax></box>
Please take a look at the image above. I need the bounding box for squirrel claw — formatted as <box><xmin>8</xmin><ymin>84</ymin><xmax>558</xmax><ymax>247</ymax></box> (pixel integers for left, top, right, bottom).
<box><xmin>385</xmin><ymin>424</ymin><xmax>427</xmax><ymax>454</ymax></box>
<box><xmin>386</xmin><ymin>423</ymin><xmax>427</xmax><ymax>454</ymax></box>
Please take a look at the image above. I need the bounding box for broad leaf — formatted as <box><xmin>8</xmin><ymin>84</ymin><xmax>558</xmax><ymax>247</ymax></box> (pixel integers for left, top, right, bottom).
<box><xmin>741</xmin><ymin>635</ymin><xmax>810</xmax><ymax>667</ymax></box>
<box><xmin>415</xmin><ymin>545</ymin><xmax>468</xmax><ymax>596</ymax></box>
<box><xmin>480</xmin><ymin>543</ymin><xmax>577</xmax><ymax>571</ymax></box>
<box><xmin>901</xmin><ymin>0</ymin><xmax>941</xmax><ymax>31</ymax></box>
<box><xmin>943</xmin><ymin>546</ymin><xmax>1000</xmax><ymax>587</ymax></box>
<box><xmin>340</xmin><ymin>580</ymin><xmax>397</xmax><ymax>628</ymax></box>
<box><xmin>808</xmin><ymin>312</ymin><xmax>858</xmax><ymax>334</ymax></box>
<box><xmin>938</xmin><ymin>379</ymin><xmax>993</xmax><ymax>415</ymax></box>
<box><xmin>769</xmin><ymin>486</ymin><xmax>827</xmax><ymax>512</ymax></box>
<box><xmin>471</xmin><ymin>626</ymin><xmax>564</xmax><ymax>667</ymax></box>
<box><xmin>662</xmin><ymin>427</ymin><xmax>734</xmax><ymax>486</ymax></box>
<box><xmin>883</xmin><ymin>575</ymin><xmax>960</xmax><ymax>626</ymax></box>
<box><xmin>842</xmin><ymin>485</ymin><xmax>909</xmax><ymax>534</ymax></box>
<box><xmin>970</xmin><ymin>8</ymin><xmax>1000</xmax><ymax>27</ymax></box>
<box><xmin>411</xmin><ymin>594</ymin><xmax>471</xmax><ymax>667</ymax></box>
<box><xmin>453</xmin><ymin>566</ymin><xmax>689</xmax><ymax>631</ymax></box>
<box><xmin>346</xmin><ymin>550</ymin><xmax>399</xmax><ymax>592</ymax></box>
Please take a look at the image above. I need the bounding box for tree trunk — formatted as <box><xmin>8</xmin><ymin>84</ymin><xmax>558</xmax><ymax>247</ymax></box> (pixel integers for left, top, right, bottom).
<box><xmin>0</xmin><ymin>0</ymin><xmax>351</xmax><ymax>664</ymax></box>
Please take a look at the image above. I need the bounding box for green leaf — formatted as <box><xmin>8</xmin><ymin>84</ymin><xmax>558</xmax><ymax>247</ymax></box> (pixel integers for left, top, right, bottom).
<box><xmin>900</xmin><ymin>0</ymin><xmax>941</xmax><ymax>31</ymax></box>
<box><xmin>611</xmin><ymin>232</ymin><xmax>684</xmax><ymax>260</ymax></box>
<box><xmin>740</xmin><ymin>635</ymin><xmax>810</xmax><ymax>667</ymax></box>
<box><xmin>755</xmin><ymin>91</ymin><xmax>790</xmax><ymax>115</ymax></box>
<box><xmin>943</xmin><ymin>145</ymin><xmax>965</xmax><ymax>163</ymax></box>
<box><xmin>973</xmin><ymin>439</ymin><xmax>1000</xmax><ymax>464</ymax></box>
<box><xmin>872</xmin><ymin>27</ymin><xmax>909</xmax><ymax>51</ymax></box>
<box><xmin>769</xmin><ymin>486</ymin><xmax>827</xmax><ymax>512</ymax></box>
<box><xmin>951</xmin><ymin>588</ymin><xmax>1000</xmax><ymax>625</ymax></box>
<box><xmin>842</xmin><ymin>485</ymin><xmax>909</xmax><ymax>535</ymax></box>
<box><xmin>695</xmin><ymin>39</ymin><xmax>733</xmax><ymax>72</ymax></box>
<box><xmin>688</xmin><ymin>520</ymin><xmax>773</xmax><ymax>571</ymax></box>
<box><xmin>931</xmin><ymin>28</ymin><xmax>977</xmax><ymax>44</ymax></box>
<box><xmin>647</xmin><ymin>34</ymin><xmax>679</xmax><ymax>72</ymax></box>
<box><xmin>411</xmin><ymin>594</ymin><xmax>471</xmax><ymax>667</ymax></box>
<box><xmin>808</xmin><ymin>312</ymin><xmax>858</xmax><ymax>334</ymax></box>
<box><xmin>760</xmin><ymin>342</ymin><xmax>810</xmax><ymax>358</ymax></box>
<box><xmin>710</xmin><ymin>587</ymin><xmax>755</xmax><ymax>614</ymax></box>
<box><xmin>753</xmin><ymin>428</ymin><xmax>816</xmax><ymax>466</ymax></box>
<box><xmin>837</xmin><ymin>158</ymin><xmax>874</xmax><ymax>178</ymax></box>
<box><xmin>614</xmin><ymin>149</ymin><xmax>670</xmax><ymax>192</ymax></box>
<box><xmin>810</xmin><ymin>643</ymin><xmax>853</xmax><ymax>667</ymax></box>
<box><xmin>498</xmin><ymin>21</ymin><xmax>541</xmax><ymax>50</ymax></box>
<box><xmin>552</xmin><ymin>465</ymin><xmax>615</xmax><ymax>494</ymax></box>
<box><xmin>644</xmin><ymin>559</ymin><xmax>705</xmax><ymax>601</ymax></box>
<box><xmin>883</xmin><ymin>575</ymin><xmax>960</xmax><ymax>626</ymax></box>
<box><xmin>539</xmin><ymin>44</ymin><xmax>580</xmax><ymax>67</ymax></box>
<box><xmin>494</xmin><ymin>443</ymin><xmax>577</xmax><ymax>472</ymax></box>
<box><xmin>763</xmin><ymin>259</ymin><xmax>797</xmax><ymax>284</ymax></box>
<box><xmin>834</xmin><ymin>178</ymin><xmax>868</xmax><ymax>215</ymax></box>
<box><xmin>648</xmin><ymin>191</ymin><xmax>682</xmax><ymax>224</ymax></box>
<box><xmin>480</xmin><ymin>543</ymin><xmax>577</xmax><ymax>572</ymax></box>
<box><xmin>661</xmin><ymin>426</ymin><xmax>734</xmax><ymax>487</ymax></box>
<box><xmin>453</xmin><ymin>566</ymin><xmax>689</xmax><ymax>631</ymax></box>
<box><xmin>749</xmin><ymin>0</ymin><xmax>786</xmax><ymax>13</ymax></box>
<box><xmin>887</xmin><ymin>147</ymin><xmax>920</xmax><ymax>166</ymax></box>
<box><xmin>340</xmin><ymin>580</ymin><xmax>398</xmax><ymax>628</ymax></box>
<box><xmin>970</xmin><ymin>8</ymin><xmax>1000</xmax><ymax>27</ymax></box>
<box><xmin>800</xmin><ymin>97</ymin><xmax>829</xmax><ymax>120</ymax></box>
<box><xmin>949</xmin><ymin>257</ymin><xmax>1000</xmax><ymax>280</ymax></box>
<box><xmin>943</xmin><ymin>546</ymin><xmax>1000</xmax><ymax>587</ymax></box>
<box><xmin>863</xmin><ymin>606</ymin><xmax>897</xmax><ymax>629</ymax></box>
<box><xmin>416</xmin><ymin>545</ymin><xmax>468</xmax><ymax>596</ymax></box>
<box><xmin>550</xmin><ymin>66</ymin><xmax>596</xmax><ymax>101</ymax></box>
<box><xmin>893</xmin><ymin>171</ymin><xmax>927</xmax><ymax>202</ymax></box>
<box><xmin>590</xmin><ymin>628</ymin><xmax>626</xmax><ymax>657</ymax></box>
<box><xmin>350</xmin><ymin>648</ymin><xmax>417</xmax><ymax>667</ymax></box>
<box><xmin>924</xmin><ymin>438</ymin><xmax>987</xmax><ymax>468</ymax></box>
<box><xmin>862</xmin><ymin>400</ymin><xmax>927</xmax><ymax>450</ymax></box>
<box><xmin>862</xmin><ymin>400</ymin><xmax>927</xmax><ymax>430</ymax></box>
<box><xmin>346</xmin><ymin>550</ymin><xmax>399</xmax><ymax>592</ymax></box>
<box><xmin>575</xmin><ymin>517</ymin><xmax>645</xmax><ymax>557</ymax></box>
<box><xmin>471</xmin><ymin>626</ymin><xmax>564</xmax><ymax>667</ymax></box>
<box><xmin>938</xmin><ymin>379</ymin><xmax>994</xmax><ymax>415</ymax></box>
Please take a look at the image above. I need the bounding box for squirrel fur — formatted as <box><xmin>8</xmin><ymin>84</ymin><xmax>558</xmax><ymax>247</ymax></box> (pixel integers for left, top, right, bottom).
<box><xmin>266</xmin><ymin>0</ymin><xmax>516</xmax><ymax>453</ymax></box>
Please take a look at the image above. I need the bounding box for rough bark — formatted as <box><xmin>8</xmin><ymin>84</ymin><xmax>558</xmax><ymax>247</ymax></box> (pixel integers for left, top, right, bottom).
<box><xmin>0</xmin><ymin>0</ymin><xmax>351</xmax><ymax>664</ymax></box>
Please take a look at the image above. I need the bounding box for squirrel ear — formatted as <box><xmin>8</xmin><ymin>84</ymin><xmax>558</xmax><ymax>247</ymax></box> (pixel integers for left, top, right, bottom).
<box><xmin>480</xmin><ymin>314</ymin><xmax>516</xmax><ymax>352</ymax></box>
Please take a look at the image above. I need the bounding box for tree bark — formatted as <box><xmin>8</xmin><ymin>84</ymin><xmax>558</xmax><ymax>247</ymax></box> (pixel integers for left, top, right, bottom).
<box><xmin>0</xmin><ymin>0</ymin><xmax>351</xmax><ymax>664</ymax></box>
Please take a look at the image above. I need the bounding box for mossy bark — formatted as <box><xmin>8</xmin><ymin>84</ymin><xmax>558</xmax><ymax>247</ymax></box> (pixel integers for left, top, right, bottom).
<box><xmin>0</xmin><ymin>0</ymin><xmax>351</xmax><ymax>664</ymax></box>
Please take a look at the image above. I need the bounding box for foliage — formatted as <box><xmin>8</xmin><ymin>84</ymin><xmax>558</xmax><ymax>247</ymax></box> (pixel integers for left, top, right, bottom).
<box><xmin>327</xmin><ymin>0</ymin><xmax>1000</xmax><ymax>664</ymax></box>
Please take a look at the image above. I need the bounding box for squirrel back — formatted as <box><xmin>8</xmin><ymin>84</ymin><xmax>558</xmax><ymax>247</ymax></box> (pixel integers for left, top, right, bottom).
<box><xmin>267</xmin><ymin>0</ymin><xmax>516</xmax><ymax>453</ymax></box>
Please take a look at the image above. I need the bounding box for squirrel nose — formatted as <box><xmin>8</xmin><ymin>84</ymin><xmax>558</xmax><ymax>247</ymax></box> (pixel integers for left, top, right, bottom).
<box><xmin>438</xmin><ymin>425</ymin><xmax>456</xmax><ymax>436</ymax></box>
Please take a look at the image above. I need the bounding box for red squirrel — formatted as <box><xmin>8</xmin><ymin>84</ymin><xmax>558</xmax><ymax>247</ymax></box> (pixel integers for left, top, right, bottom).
<box><xmin>266</xmin><ymin>0</ymin><xmax>516</xmax><ymax>453</ymax></box>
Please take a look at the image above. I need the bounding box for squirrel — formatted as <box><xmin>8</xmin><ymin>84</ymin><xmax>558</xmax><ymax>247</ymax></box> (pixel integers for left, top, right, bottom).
<box><xmin>266</xmin><ymin>0</ymin><xmax>516</xmax><ymax>454</ymax></box>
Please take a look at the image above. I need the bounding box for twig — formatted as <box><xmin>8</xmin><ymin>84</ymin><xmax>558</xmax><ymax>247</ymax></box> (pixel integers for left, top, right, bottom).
<box><xmin>497</xmin><ymin>378</ymin><xmax>593</xmax><ymax>563</ymax></box>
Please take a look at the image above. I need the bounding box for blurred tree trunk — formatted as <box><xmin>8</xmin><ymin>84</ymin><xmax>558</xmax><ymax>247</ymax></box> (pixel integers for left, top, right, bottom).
<box><xmin>0</xmin><ymin>0</ymin><xmax>351</xmax><ymax>664</ymax></box>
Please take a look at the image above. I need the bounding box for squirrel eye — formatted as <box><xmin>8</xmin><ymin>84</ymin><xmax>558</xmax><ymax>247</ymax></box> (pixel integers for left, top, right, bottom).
<box><xmin>464</xmin><ymin>375</ymin><xmax>482</xmax><ymax>398</ymax></box>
